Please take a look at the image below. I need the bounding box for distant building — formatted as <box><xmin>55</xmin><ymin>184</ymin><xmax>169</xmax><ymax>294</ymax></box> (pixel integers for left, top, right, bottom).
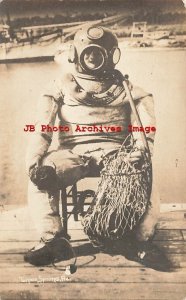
<box><xmin>0</xmin><ymin>24</ymin><xmax>9</xmax><ymax>33</ymax></box>
<box><xmin>131</xmin><ymin>22</ymin><xmax>147</xmax><ymax>38</ymax></box>
<box><xmin>0</xmin><ymin>24</ymin><xmax>10</xmax><ymax>43</ymax></box>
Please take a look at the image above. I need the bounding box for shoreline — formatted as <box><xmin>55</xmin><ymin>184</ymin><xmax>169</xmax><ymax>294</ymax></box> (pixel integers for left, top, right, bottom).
<box><xmin>0</xmin><ymin>46</ymin><xmax>185</xmax><ymax>65</ymax></box>
<box><xmin>119</xmin><ymin>46</ymin><xmax>186</xmax><ymax>52</ymax></box>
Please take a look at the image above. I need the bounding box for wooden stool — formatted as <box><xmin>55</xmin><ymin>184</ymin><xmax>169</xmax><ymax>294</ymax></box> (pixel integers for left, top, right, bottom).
<box><xmin>60</xmin><ymin>181</ymin><xmax>96</xmax><ymax>237</ymax></box>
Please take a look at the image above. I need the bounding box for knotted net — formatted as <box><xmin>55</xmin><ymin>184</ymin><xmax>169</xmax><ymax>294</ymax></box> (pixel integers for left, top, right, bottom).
<box><xmin>82</xmin><ymin>135</ymin><xmax>152</xmax><ymax>244</ymax></box>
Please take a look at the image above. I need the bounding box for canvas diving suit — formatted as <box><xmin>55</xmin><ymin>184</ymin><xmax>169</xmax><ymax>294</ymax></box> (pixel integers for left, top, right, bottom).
<box><xmin>26</xmin><ymin>67</ymin><xmax>159</xmax><ymax>243</ymax></box>
<box><xmin>26</xmin><ymin>25</ymin><xmax>159</xmax><ymax>255</ymax></box>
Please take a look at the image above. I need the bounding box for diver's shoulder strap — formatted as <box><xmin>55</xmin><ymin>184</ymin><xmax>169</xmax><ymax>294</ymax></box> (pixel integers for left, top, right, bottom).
<box><xmin>123</xmin><ymin>79</ymin><xmax>151</xmax><ymax>157</ymax></box>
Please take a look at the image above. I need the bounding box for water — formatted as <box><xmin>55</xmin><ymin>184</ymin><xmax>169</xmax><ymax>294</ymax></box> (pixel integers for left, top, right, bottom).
<box><xmin>0</xmin><ymin>48</ymin><xmax>186</xmax><ymax>205</ymax></box>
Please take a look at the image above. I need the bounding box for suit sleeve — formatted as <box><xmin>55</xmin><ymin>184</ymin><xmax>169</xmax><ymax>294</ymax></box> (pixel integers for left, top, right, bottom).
<box><xmin>25</xmin><ymin>79</ymin><xmax>64</xmax><ymax>173</ymax></box>
<box><xmin>130</xmin><ymin>86</ymin><xmax>156</xmax><ymax>156</ymax></box>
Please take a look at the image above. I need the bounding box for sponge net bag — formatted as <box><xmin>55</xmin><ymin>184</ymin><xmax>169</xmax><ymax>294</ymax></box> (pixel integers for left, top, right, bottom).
<box><xmin>82</xmin><ymin>80</ymin><xmax>153</xmax><ymax>246</ymax></box>
<box><xmin>82</xmin><ymin>134</ymin><xmax>152</xmax><ymax>245</ymax></box>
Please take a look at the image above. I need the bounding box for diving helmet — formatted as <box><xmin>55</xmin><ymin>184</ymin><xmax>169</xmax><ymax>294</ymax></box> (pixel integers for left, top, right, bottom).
<box><xmin>68</xmin><ymin>25</ymin><xmax>121</xmax><ymax>75</ymax></box>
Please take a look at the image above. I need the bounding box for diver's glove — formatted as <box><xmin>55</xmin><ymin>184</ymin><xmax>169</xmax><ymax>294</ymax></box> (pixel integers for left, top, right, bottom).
<box><xmin>29</xmin><ymin>165</ymin><xmax>58</xmax><ymax>191</ymax></box>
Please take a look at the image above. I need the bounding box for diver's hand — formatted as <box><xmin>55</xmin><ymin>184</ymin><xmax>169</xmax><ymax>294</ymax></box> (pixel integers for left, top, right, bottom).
<box><xmin>26</xmin><ymin>156</ymin><xmax>42</xmax><ymax>176</ymax></box>
<box><xmin>129</xmin><ymin>149</ymin><xmax>144</xmax><ymax>163</ymax></box>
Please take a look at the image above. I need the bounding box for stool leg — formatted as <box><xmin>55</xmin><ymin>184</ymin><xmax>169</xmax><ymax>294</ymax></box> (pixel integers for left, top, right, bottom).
<box><xmin>61</xmin><ymin>188</ymin><xmax>68</xmax><ymax>236</ymax></box>
<box><xmin>72</xmin><ymin>184</ymin><xmax>78</xmax><ymax>221</ymax></box>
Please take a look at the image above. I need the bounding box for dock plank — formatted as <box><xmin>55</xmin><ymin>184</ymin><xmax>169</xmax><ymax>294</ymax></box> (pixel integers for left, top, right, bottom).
<box><xmin>0</xmin><ymin>253</ymin><xmax>186</xmax><ymax>269</ymax></box>
<box><xmin>0</xmin><ymin>206</ymin><xmax>186</xmax><ymax>300</ymax></box>
<box><xmin>0</xmin><ymin>282</ymin><xmax>186</xmax><ymax>300</ymax></box>
<box><xmin>0</xmin><ymin>240</ymin><xmax>185</xmax><ymax>254</ymax></box>
<box><xmin>0</xmin><ymin>207</ymin><xmax>186</xmax><ymax>231</ymax></box>
<box><xmin>0</xmin><ymin>266</ymin><xmax>186</xmax><ymax>284</ymax></box>
<box><xmin>181</xmin><ymin>230</ymin><xmax>186</xmax><ymax>240</ymax></box>
<box><xmin>0</xmin><ymin>229</ymin><xmax>183</xmax><ymax>243</ymax></box>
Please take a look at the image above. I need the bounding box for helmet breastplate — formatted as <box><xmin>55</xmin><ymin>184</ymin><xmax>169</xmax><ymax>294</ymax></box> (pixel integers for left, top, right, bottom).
<box><xmin>62</xmin><ymin>70</ymin><xmax>125</xmax><ymax>107</ymax></box>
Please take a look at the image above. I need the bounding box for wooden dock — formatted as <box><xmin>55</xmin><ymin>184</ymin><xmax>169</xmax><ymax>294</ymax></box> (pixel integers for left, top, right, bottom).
<box><xmin>0</xmin><ymin>204</ymin><xmax>186</xmax><ymax>300</ymax></box>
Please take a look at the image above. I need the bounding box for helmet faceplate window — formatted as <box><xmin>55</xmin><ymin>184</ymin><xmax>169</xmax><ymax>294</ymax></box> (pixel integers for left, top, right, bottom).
<box><xmin>80</xmin><ymin>45</ymin><xmax>107</xmax><ymax>71</ymax></box>
<box><xmin>112</xmin><ymin>47</ymin><xmax>121</xmax><ymax>65</ymax></box>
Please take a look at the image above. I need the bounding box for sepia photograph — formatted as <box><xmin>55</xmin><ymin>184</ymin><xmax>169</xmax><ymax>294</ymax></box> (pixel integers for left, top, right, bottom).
<box><xmin>0</xmin><ymin>0</ymin><xmax>186</xmax><ymax>299</ymax></box>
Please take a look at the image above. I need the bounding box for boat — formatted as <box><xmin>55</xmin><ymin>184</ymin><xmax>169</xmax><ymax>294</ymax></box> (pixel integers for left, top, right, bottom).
<box><xmin>0</xmin><ymin>14</ymin><xmax>125</xmax><ymax>64</ymax></box>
